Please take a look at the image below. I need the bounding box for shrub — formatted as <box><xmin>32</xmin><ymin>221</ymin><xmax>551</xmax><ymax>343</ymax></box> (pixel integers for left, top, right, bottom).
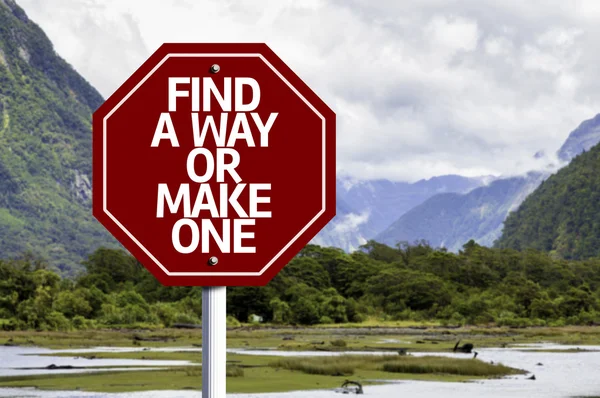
<box><xmin>0</xmin><ymin>319</ymin><xmax>17</xmax><ymax>331</ymax></box>
<box><xmin>448</xmin><ymin>312</ymin><xmax>466</xmax><ymax>326</ymax></box>
<box><xmin>45</xmin><ymin>311</ymin><xmax>71</xmax><ymax>331</ymax></box>
<box><xmin>226</xmin><ymin>366</ymin><xmax>244</xmax><ymax>377</ymax></box>
<box><xmin>174</xmin><ymin>312</ymin><xmax>201</xmax><ymax>325</ymax></box>
<box><xmin>330</xmin><ymin>339</ymin><xmax>347</xmax><ymax>348</ymax></box>
<box><xmin>72</xmin><ymin>315</ymin><xmax>86</xmax><ymax>329</ymax></box>
<box><xmin>71</xmin><ymin>315</ymin><xmax>95</xmax><ymax>330</ymax></box>
<box><xmin>152</xmin><ymin>302</ymin><xmax>177</xmax><ymax>327</ymax></box>
<box><xmin>226</xmin><ymin>315</ymin><xmax>241</xmax><ymax>327</ymax></box>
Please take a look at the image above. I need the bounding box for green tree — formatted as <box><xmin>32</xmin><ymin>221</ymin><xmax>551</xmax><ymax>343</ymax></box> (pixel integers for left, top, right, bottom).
<box><xmin>278</xmin><ymin>257</ymin><xmax>331</xmax><ymax>290</ymax></box>
<box><xmin>270</xmin><ymin>298</ymin><xmax>291</xmax><ymax>324</ymax></box>
<box><xmin>321</xmin><ymin>288</ymin><xmax>348</xmax><ymax>323</ymax></box>
<box><xmin>53</xmin><ymin>290</ymin><xmax>92</xmax><ymax>318</ymax></box>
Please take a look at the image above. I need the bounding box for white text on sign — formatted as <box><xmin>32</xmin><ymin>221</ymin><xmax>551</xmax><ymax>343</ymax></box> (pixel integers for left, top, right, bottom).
<box><xmin>151</xmin><ymin>76</ymin><xmax>278</xmax><ymax>256</ymax></box>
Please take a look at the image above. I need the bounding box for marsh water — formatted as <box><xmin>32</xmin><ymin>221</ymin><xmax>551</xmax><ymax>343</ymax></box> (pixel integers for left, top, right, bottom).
<box><xmin>1</xmin><ymin>344</ymin><xmax>600</xmax><ymax>397</ymax></box>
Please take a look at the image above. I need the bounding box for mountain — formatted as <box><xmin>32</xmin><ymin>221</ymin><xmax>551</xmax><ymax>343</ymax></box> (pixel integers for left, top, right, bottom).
<box><xmin>311</xmin><ymin>197</ymin><xmax>368</xmax><ymax>252</ymax></box>
<box><xmin>375</xmin><ymin>113</ymin><xmax>600</xmax><ymax>252</ymax></box>
<box><xmin>558</xmin><ymin>114</ymin><xmax>600</xmax><ymax>162</ymax></box>
<box><xmin>0</xmin><ymin>0</ymin><xmax>117</xmax><ymax>274</ymax></box>
<box><xmin>313</xmin><ymin>174</ymin><xmax>489</xmax><ymax>251</ymax></box>
<box><xmin>338</xmin><ymin>175</ymin><xmax>491</xmax><ymax>235</ymax></box>
<box><xmin>496</xmin><ymin>142</ymin><xmax>600</xmax><ymax>260</ymax></box>
<box><xmin>376</xmin><ymin>172</ymin><xmax>546</xmax><ymax>251</ymax></box>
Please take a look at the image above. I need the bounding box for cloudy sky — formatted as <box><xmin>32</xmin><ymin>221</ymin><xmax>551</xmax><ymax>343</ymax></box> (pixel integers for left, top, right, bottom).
<box><xmin>18</xmin><ymin>0</ymin><xmax>600</xmax><ymax>182</ymax></box>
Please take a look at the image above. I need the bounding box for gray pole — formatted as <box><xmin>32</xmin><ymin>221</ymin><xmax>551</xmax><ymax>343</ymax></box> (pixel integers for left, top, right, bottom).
<box><xmin>202</xmin><ymin>286</ymin><xmax>226</xmax><ymax>397</ymax></box>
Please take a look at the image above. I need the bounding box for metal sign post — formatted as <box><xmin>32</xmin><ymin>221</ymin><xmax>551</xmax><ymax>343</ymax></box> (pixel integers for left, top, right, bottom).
<box><xmin>202</xmin><ymin>286</ymin><xmax>226</xmax><ymax>397</ymax></box>
<box><xmin>202</xmin><ymin>286</ymin><xmax>227</xmax><ymax>398</ymax></box>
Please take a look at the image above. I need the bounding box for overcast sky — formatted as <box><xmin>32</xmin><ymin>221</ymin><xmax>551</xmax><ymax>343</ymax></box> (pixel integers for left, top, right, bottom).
<box><xmin>18</xmin><ymin>0</ymin><xmax>600</xmax><ymax>182</ymax></box>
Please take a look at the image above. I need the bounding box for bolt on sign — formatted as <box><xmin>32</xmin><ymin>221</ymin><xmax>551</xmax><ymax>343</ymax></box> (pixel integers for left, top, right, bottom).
<box><xmin>93</xmin><ymin>43</ymin><xmax>336</xmax><ymax>286</ymax></box>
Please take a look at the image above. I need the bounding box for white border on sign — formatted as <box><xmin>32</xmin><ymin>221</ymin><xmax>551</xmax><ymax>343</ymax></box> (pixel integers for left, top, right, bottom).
<box><xmin>103</xmin><ymin>53</ymin><xmax>327</xmax><ymax>276</ymax></box>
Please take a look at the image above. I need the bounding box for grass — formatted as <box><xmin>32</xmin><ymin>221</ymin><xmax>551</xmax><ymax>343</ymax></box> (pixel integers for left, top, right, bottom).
<box><xmin>269</xmin><ymin>354</ymin><xmax>523</xmax><ymax>378</ymax></box>
<box><xmin>0</xmin><ymin>329</ymin><xmax>203</xmax><ymax>349</ymax></box>
<box><xmin>271</xmin><ymin>356</ymin><xmax>363</xmax><ymax>376</ymax></box>
<box><xmin>312</xmin><ymin>317</ymin><xmax>442</xmax><ymax>328</ymax></box>
<box><xmin>0</xmin><ymin>366</ymin><xmax>358</xmax><ymax>393</ymax></box>
<box><xmin>4</xmin><ymin>325</ymin><xmax>600</xmax><ymax>353</ymax></box>
<box><xmin>226</xmin><ymin>366</ymin><xmax>244</xmax><ymax>377</ymax></box>
<box><xmin>382</xmin><ymin>356</ymin><xmax>519</xmax><ymax>377</ymax></box>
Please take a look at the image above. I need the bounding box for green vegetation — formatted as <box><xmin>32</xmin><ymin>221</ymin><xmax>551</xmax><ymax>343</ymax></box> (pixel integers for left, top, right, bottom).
<box><xmin>0</xmin><ymin>0</ymin><xmax>119</xmax><ymax>275</ymax></box>
<box><xmin>270</xmin><ymin>354</ymin><xmax>521</xmax><ymax>377</ymax></box>
<box><xmin>272</xmin><ymin>356</ymin><xmax>360</xmax><ymax>376</ymax></box>
<box><xmin>4</xmin><ymin>324</ymin><xmax>599</xmax><ymax>355</ymax></box>
<box><xmin>0</xmin><ymin>351</ymin><xmax>523</xmax><ymax>393</ymax></box>
<box><xmin>381</xmin><ymin>356</ymin><xmax>517</xmax><ymax>376</ymax></box>
<box><xmin>3</xmin><ymin>240</ymin><xmax>600</xmax><ymax>330</ymax></box>
<box><xmin>497</xmin><ymin>142</ymin><xmax>600</xmax><ymax>260</ymax></box>
<box><xmin>226</xmin><ymin>366</ymin><xmax>244</xmax><ymax>377</ymax></box>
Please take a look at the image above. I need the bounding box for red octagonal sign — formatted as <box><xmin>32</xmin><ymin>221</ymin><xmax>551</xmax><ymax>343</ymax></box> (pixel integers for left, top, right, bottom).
<box><xmin>92</xmin><ymin>43</ymin><xmax>336</xmax><ymax>286</ymax></box>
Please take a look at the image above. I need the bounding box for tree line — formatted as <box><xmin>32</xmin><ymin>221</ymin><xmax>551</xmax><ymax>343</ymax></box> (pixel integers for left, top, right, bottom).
<box><xmin>2</xmin><ymin>240</ymin><xmax>600</xmax><ymax>331</ymax></box>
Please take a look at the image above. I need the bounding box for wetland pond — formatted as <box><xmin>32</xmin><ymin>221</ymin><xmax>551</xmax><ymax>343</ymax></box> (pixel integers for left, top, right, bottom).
<box><xmin>1</xmin><ymin>344</ymin><xmax>600</xmax><ymax>397</ymax></box>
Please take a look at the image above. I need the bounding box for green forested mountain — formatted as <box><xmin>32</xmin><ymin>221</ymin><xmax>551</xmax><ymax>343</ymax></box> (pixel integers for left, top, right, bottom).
<box><xmin>496</xmin><ymin>142</ymin><xmax>600</xmax><ymax>259</ymax></box>
<box><xmin>0</xmin><ymin>0</ymin><xmax>117</xmax><ymax>274</ymax></box>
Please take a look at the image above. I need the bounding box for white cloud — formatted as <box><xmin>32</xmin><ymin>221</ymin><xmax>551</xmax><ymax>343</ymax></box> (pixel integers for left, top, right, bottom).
<box><xmin>484</xmin><ymin>36</ymin><xmax>513</xmax><ymax>56</ymax></box>
<box><xmin>424</xmin><ymin>15</ymin><xmax>480</xmax><ymax>55</ymax></box>
<box><xmin>18</xmin><ymin>0</ymin><xmax>600</xmax><ymax>182</ymax></box>
<box><xmin>333</xmin><ymin>211</ymin><xmax>370</xmax><ymax>235</ymax></box>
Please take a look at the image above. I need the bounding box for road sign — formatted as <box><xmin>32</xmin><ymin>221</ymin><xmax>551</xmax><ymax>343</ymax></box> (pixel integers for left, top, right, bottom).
<box><xmin>92</xmin><ymin>43</ymin><xmax>336</xmax><ymax>286</ymax></box>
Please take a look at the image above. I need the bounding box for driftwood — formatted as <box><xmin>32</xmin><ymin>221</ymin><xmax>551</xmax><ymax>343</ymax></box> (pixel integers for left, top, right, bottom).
<box><xmin>46</xmin><ymin>364</ymin><xmax>76</xmax><ymax>370</ymax></box>
<box><xmin>453</xmin><ymin>340</ymin><xmax>474</xmax><ymax>353</ymax></box>
<box><xmin>336</xmin><ymin>380</ymin><xmax>363</xmax><ymax>394</ymax></box>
